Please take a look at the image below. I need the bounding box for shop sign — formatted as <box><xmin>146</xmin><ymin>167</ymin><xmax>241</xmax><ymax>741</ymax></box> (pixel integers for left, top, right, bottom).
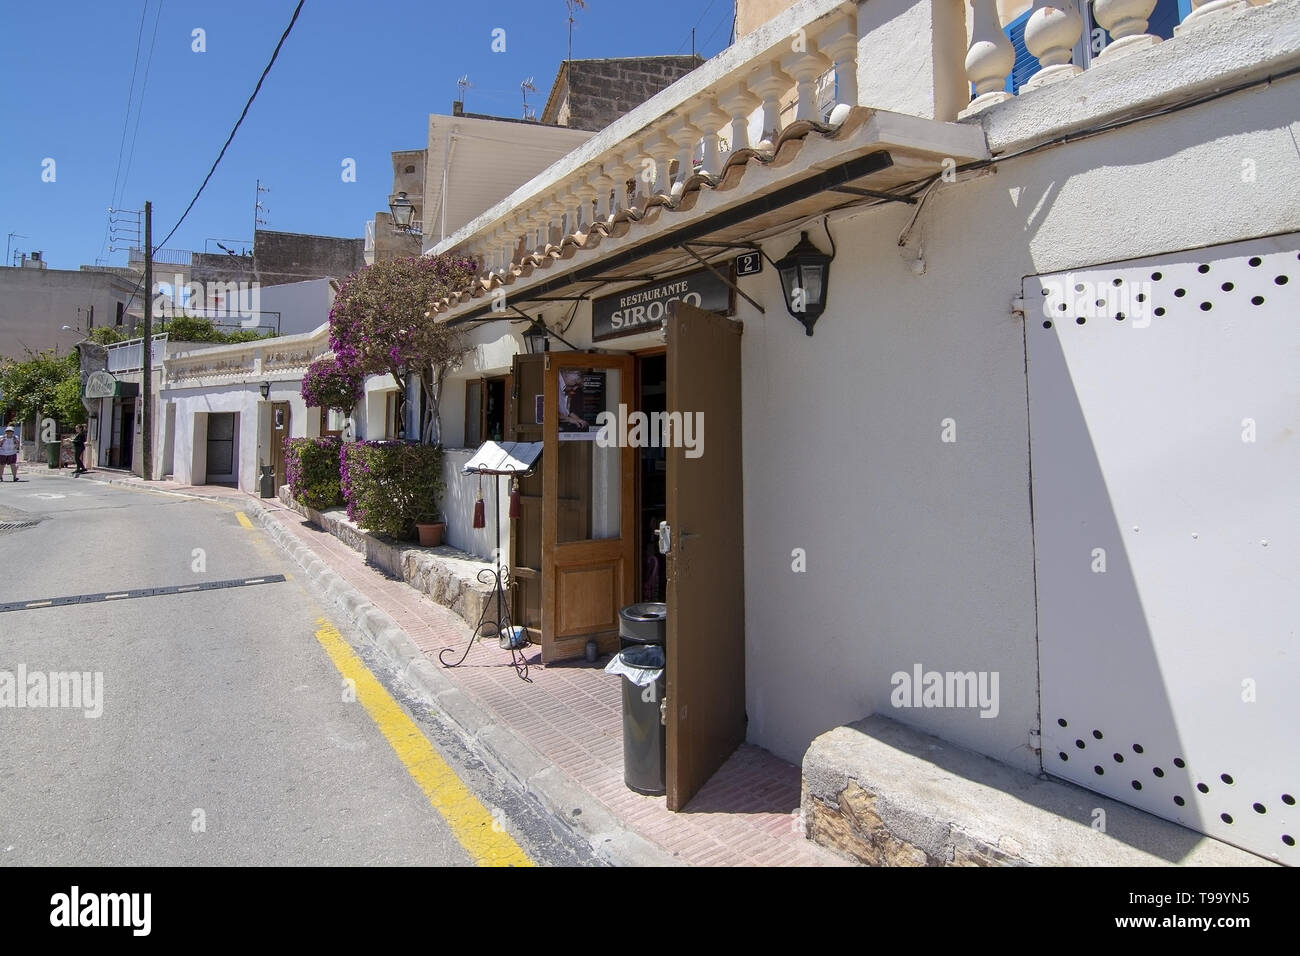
<box><xmin>84</xmin><ymin>370</ymin><xmax>119</xmax><ymax>399</ymax></box>
<box><xmin>592</xmin><ymin>268</ymin><xmax>731</xmax><ymax>341</ymax></box>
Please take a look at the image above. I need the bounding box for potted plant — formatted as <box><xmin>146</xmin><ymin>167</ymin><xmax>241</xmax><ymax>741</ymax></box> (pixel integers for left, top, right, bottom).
<box><xmin>414</xmin><ymin>511</ymin><xmax>446</xmax><ymax>547</ymax></box>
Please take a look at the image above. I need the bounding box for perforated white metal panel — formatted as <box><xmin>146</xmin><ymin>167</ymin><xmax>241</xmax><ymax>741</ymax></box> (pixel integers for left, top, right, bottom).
<box><xmin>1026</xmin><ymin>234</ymin><xmax>1299</xmax><ymax>864</ymax></box>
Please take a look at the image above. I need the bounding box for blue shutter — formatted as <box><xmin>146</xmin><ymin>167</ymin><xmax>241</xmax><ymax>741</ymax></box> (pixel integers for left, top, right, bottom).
<box><xmin>1005</xmin><ymin>10</ymin><xmax>1041</xmax><ymax>95</ymax></box>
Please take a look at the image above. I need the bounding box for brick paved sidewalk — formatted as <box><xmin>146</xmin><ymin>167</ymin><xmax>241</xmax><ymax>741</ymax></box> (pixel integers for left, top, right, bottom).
<box><xmin>93</xmin><ymin>475</ymin><xmax>847</xmax><ymax>866</ymax></box>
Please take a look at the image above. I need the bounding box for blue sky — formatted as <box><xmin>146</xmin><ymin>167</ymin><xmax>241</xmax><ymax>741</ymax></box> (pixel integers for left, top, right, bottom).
<box><xmin>0</xmin><ymin>0</ymin><xmax>735</xmax><ymax>271</ymax></box>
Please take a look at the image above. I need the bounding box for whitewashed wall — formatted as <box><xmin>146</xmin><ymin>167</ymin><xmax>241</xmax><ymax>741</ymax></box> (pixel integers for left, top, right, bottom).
<box><xmin>168</xmin><ymin>382</ymin><xmax>311</xmax><ymax>493</ymax></box>
<box><xmin>737</xmin><ymin>72</ymin><xmax>1300</xmax><ymax>772</ymax></box>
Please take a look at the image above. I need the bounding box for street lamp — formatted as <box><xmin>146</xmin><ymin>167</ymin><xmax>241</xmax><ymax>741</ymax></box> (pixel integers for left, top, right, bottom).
<box><xmin>389</xmin><ymin>191</ymin><xmax>417</xmax><ymax>233</ymax></box>
<box><xmin>259</xmin><ymin>381</ymin><xmax>271</xmax><ymax>399</ymax></box>
<box><xmin>775</xmin><ymin>229</ymin><xmax>835</xmax><ymax>336</ymax></box>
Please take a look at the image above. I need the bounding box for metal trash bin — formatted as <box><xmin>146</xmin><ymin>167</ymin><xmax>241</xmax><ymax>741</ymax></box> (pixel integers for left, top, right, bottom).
<box><xmin>46</xmin><ymin>441</ymin><xmax>60</xmax><ymax>468</ymax></box>
<box><xmin>259</xmin><ymin>465</ymin><xmax>276</xmax><ymax>498</ymax></box>
<box><xmin>606</xmin><ymin>644</ymin><xmax>666</xmax><ymax>796</ymax></box>
<box><xmin>618</xmin><ymin>601</ymin><xmax>666</xmax><ymax>648</ymax></box>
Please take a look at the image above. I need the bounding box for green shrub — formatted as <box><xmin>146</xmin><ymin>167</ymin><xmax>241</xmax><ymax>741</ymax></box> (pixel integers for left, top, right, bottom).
<box><xmin>340</xmin><ymin>440</ymin><xmax>444</xmax><ymax>540</ymax></box>
<box><xmin>285</xmin><ymin>437</ymin><xmax>342</xmax><ymax>510</ymax></box>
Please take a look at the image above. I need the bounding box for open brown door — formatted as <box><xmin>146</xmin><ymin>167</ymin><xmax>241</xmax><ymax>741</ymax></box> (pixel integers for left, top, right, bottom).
<box><xmin>541</xmin><ymin>350</ymin><xmax>635</xmax><ymax>662</ymax></box>
<box><xmin>665</xmin><ymin>301</ymin><xmax>745</xmax><ymax>811</ymax></box>
<box><xmin>271</xmin><ymin>402</ymin><xmax>291</xmax><ymax>492</ymax></box>
<box><xmin>507</xmin><ymin>354</ymin><xmax>544</xmax><ymax>644</ymax></box>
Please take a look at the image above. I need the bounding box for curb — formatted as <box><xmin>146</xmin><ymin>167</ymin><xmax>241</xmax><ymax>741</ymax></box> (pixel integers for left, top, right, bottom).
<box><xmin>94</xmin><ymin>474</ymin><xmax>680</xmax><ymax>868</ymax></box>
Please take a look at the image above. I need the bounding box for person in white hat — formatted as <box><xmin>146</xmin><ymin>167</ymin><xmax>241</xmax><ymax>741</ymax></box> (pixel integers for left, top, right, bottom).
<box><xmin>0</xmin><ymin>426</ymin><xmax>20</xmax><ymax>481</ymax></box>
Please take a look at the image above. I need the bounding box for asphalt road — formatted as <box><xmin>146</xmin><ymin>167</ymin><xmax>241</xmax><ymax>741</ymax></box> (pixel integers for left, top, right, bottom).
<box><xmin>0</xmin><ymin>469</ymin><xmax>596</xmax><ymax>867</ymax></box>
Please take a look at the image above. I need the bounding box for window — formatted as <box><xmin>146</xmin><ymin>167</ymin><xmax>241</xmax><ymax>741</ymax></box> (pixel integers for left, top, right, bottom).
<box><xmin>465</xmin><ymin>376</ymin><xmax>507</xmax><ymax>448</ymax></box>
<box><xmin>115</xmin><ymin>301</ymin><xmax>125</xmax><ymax>326</ymax></box>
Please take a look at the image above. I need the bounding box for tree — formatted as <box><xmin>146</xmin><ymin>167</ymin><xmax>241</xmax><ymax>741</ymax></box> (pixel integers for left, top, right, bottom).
<box><xmin>328</xmin><ymin>254</ymin><xmax>478</xmax><ymax>445</ymax></box>
<box><xmin>301</xmin><ymin>355</ymin><xmax>363</xmax><ymax>413</ymax></box>
<box><xmin>0</xmin><ymin>350</ymin><xmax>85</xmax><ymax>429</ymax></box>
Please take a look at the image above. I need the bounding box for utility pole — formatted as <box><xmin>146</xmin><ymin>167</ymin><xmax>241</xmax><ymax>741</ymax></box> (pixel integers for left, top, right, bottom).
<box><xmin>141</xmin><ymin>201</ymin><xmax>153</xmax><ymax>481</ymax></box>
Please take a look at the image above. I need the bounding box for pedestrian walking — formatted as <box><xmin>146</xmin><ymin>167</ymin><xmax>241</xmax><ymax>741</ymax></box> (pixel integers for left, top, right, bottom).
<box><xmin>0</xmin><ymin>426</ymin><xmax>20</xmax><ymax>482</ymax></box>
<box><xmin>72</xmin><ymin>423</ymin><xmax>88</xmax><ymax>475</ymax></box>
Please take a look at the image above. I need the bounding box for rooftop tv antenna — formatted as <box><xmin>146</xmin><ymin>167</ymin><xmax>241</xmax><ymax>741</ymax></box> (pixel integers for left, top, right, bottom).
<box><xmin>566</xmin><ymin>0</ymin><xmax>586</xmax><ymax>62</ymax></box>
<box><xmin>456</xmin><ymin>74</ymin><xmax>473</xmax><ymax>110</ymax></box>
<box><xmin>521</xmin><ymin>77</ymin><xmax>537</xmax><ymax>120</ymax></box>
<box><xmin>255</xmin><ymin>180</ymin><xmax>270</xmax><ymax>231</ymax></box>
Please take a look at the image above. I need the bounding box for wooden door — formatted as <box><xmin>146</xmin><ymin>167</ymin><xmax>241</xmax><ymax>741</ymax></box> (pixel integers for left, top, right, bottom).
<box><xmin>507</xmin><ymin>355</ymin><xmax>544</xmax><ymax>643</ymax></box>
<box><xmin>542</xmin><ymin>351</ymin><xmax>635</xmax><ymax>662</ymax></box>
<box><xmin>665</xmin><ymin>301</ymin><xmax>745</xmax><ymax>811</ymax></box>
<box><xmin>271</xmin><ymin>402</ymin><xmax>291</xmax><ymax>492</ymax></box>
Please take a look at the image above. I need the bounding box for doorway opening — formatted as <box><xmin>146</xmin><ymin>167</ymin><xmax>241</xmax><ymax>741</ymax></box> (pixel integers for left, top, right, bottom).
<box><xmin>111</xmin><ymin>398</ymin><xmax>135</xmax><ymax>469</ymax></box>
<box><xmin>205</xmin><ymin>412</ymin><xmax>237</xmax><ymax>485</ymax></box>
<box><xmin>636</xmin><ymin>352</ymin><xmax>667</xmax><ymax>602</ymax></box>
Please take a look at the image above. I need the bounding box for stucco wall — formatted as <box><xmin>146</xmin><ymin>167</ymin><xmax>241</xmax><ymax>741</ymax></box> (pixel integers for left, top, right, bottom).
<box><xmin>737</xmin><ymin>70</ymin><xmax>1300</xmax><ymax>772</ymax></box>
<box><xmin>168</xmin><ymin>382</ymin><xmax>311</xmax><ymax>492</ymax></box>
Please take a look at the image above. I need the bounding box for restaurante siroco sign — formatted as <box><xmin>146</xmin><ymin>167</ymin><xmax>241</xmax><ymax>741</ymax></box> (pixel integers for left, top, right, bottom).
<box><xmin>591</xmin><ymin>268</ymin><xmax>732</xmax><ymax>342</ymax></box>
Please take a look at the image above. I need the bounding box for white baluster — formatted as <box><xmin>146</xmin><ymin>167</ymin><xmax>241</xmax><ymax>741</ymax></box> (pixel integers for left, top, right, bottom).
<box><xmin>646</xmin><ymin>131</ymin><xmax>677</xmax><ymax>197</ymax></box>
<box><xmin>817</xmin><ymin>15</ymin><xmax>860</xmax><ymax>113</ymax></box>
<box><xmin>692</xmin><ymin>98</ymin><xmax>730</xmax><ymax>179</ymax></box>
<box><xmin>720</xmin><ymin>82</ymin><xmax>760</xmax><ymax>157</ymax></box>
<box><xmin>1177</xmin><ymin>0</ymin><xmax>1256</xmax><ymax>33</ymax></box>
<box><xmin>960</xmin><ymin>0</ymin><xmax>1016</xmax><ymax>116</ymax></box>
<box><xmin>609</xmin><ymin>153</ymin><xmax>635</xmax><ymax>215</ymax></box>
<box><xmin>574</xmin><ymin>178</ymin><xmax>597</xmax><ymax>232</ymax></box>
<box><xmin>1092</xmin><ymin>0</ymin><xmax>1161</xmax><ymax>60</ymax></box>
<box><xmin>1022</xmin><ymin>1</ymin><xmax>1083</xmax><ymax>88</ymax></box>
<box><xmin>671</xmin><ymin>117</ymin><xmax>702</xmax><ymax>196</ymax></box>
<box><xmin>782</xmin><ymin>42</ymin><xmax>833</xmax><ymax>123</ymax></box>
<box><xmin>749</xmin><ymin>62</ymin><xmax>794</xmax><ymax>149</ymax></box>
<box><xmin>545</xmin><ymin>196</ymin><xmax>566</xmax><ymax>249</ymax></box>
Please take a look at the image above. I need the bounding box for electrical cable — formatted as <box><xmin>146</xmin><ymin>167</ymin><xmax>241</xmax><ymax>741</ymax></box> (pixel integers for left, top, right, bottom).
<box><xmin>119</xmin><ymin>0</ymin><xmax>306</xmax><ymax>316</ymax></box>
<box><xmin>119</xmin><ymin>0</ymin><xmax>165</xmax><ymax>207</ymax></box>
<box><xmin>153</xmin><ymin>0</ymin><xmax>306</xmax><ymax>253</ymax></box>
<box><xmin>99</xmin><ymin>0</ymin><xmax>150</xmax><ymax>263</ymax></box>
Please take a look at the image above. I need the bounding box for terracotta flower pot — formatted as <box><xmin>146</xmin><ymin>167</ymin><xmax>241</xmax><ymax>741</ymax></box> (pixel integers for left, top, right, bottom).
<box><xmin>415</xmin><ymin>521</ymin><xmax>445</xmax><ymax>547</ymax></box>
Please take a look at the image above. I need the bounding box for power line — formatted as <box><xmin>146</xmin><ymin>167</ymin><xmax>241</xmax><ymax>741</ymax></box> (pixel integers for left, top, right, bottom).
<box><xmin>676</xmin><ymin>0</ymin><xmax>717</xmax><ymax>55</ymax></box>
<box><xmin>153</xmin><ymin>0</ymin><xmax>306</xmax><ymax>252</ymax></box>
<box><xmin>119</xmin><ymin>0</ymin><xmax>165</xmax><ymax>207</ymax></box>
<box><xmin>118</xmin><ymin>0</ymin><xmax>307</xmax><ymax>316</ymax></box>
<box><xmin>99</xmin><ymin>0</ymin><xmax>150</xmax><ymax>262</ymax></box>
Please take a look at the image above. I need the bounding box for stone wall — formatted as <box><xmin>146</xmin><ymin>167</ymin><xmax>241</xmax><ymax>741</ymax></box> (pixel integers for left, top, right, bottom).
<box><xmin>544</xmin><ymin>56</ymin><xmax>703</xmax><ymax>132</ymax></box>
<box><xmin>253</xmin><ymin>230</ymin><xmax>365</xmax><ymax>286</ymax></box>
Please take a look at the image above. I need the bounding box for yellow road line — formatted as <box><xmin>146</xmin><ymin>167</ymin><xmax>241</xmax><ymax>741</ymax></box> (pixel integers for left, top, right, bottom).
<box><xmin>312</xmin><ymin>619</ymin><xmax>533</xmax><ymax>867</ymax></box>
<box><xmin>235</xmin><ymin>511</ymin><xmax>254</xmax><ymax>529</ymax></box>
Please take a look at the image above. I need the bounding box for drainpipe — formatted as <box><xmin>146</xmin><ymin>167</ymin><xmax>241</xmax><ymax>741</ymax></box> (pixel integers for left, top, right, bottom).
<box><xmin>440</xmin><ymin>127</ymin><xmax>458</xmax><ymax>243</ymax></box>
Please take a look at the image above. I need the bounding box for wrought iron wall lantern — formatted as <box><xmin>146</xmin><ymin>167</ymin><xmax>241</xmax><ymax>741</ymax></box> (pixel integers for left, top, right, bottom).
<box><xmin>259</xmin><ymin>381</ymin><xmax>271</xmax><ymax>399</ymax></box>
<box><xmin>775</xmin><ymin>223</ymin><xmax>835</xmax><ymax>336</ymax></box>
<box><xmin>388</xmin><ymin>191</ymin><xmax>417</xmax><ymax>233</ymax></box>
<box><xmin>522</xmin><ymin>318</ymin><xmax>550</xmax><ymax>354</ymax></box>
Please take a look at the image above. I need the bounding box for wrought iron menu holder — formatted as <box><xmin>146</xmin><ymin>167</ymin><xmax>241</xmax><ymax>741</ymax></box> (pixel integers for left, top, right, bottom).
<box><xmin>440</xmin><ymin>442</ymin><xmax>541</xmax><ymax>682</ymax></box>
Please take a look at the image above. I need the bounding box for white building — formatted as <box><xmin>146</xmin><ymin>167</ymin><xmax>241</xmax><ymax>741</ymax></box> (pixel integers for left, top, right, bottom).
<box><xmin>414</xmin><ymin>0</ymin><xmax>1300</xmax><ymax>863</ymax></box>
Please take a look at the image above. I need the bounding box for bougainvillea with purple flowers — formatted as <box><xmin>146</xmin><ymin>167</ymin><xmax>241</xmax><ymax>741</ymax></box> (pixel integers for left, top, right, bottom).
<box><xmin>284</xmin><ymin>436</ymin><xmax>343</xmax><ymax>510</ymax></box>
<box><xmin>339</xmin><ymin>440</ymin><xmax>444</xmax><ymax>539</ymax></box>
<box><xmin>328</xmin><ymin>254</ymin><xmax>478</xmax><ymax>445</ymax></box>
<box><xmin>300</xmin><ymin>356</ymin><xmax>363</xmax><ymax>413</ymax></box>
